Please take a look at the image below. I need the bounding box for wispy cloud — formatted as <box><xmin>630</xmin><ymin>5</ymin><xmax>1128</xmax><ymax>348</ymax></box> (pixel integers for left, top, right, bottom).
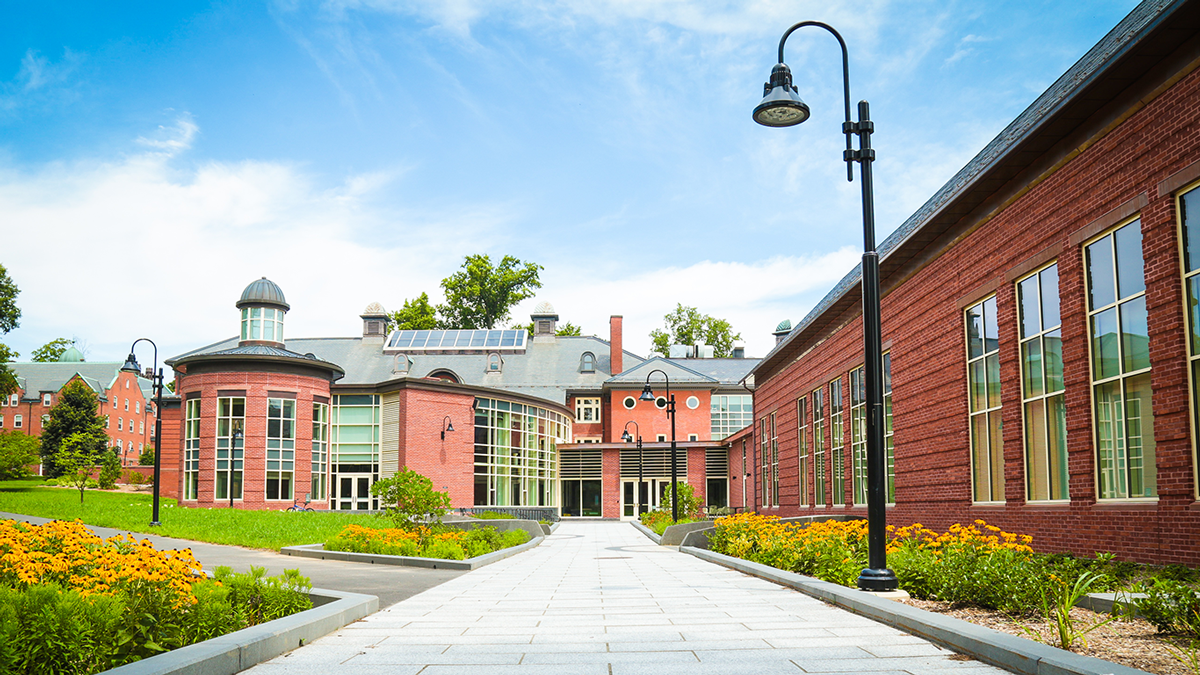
<box><xmin>0</xmin><ymin>48</ymin><xmax>82</xmax><ymax>114</ymax></box>
<box><xmin>944</xmin><ymin>33</ymin><xmax>992</xmax><ymax>67</ymax></box>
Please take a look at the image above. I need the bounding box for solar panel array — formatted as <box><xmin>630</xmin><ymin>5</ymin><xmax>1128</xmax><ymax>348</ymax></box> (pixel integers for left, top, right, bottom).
<box><xmin>384</xmin><ymin>329</ymin><xmax>528</xmax><ymax>352</ymax></box>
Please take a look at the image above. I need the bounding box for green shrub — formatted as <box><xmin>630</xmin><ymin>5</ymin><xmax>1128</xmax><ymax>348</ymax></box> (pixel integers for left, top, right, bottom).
<box><xmin>423</xmin><ymin>540</ymin><xmax>465</xmax><ymax>560</ymax></box>
<box><xmin>1136</xmin><ymin>579</ymin><xmax>1200</xmax><ymax>636</ymax></box>
<box><xmin>474</xmin><ymin>511</ymin><xmax>515</xmax><ymax>520</ymax></box>
<box><xmin>97</xmin><ymin>450</ymin><xmax>122</xmax><ymax>490</ymax></box>
<box><xmin>369</xmin><ymin>468</ymin><xmax>451</xmax><ymax>529</ymax></box>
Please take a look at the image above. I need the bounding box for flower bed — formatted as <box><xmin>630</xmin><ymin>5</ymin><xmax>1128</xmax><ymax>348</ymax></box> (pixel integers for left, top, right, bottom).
<box><xmin>325</xmin><ymin>523</ymin><xmax>529</xmax><ymax>560</ymax></box>
<box><xmin>0</xmin><ymin>519</ymin><xmax>312</xmax><ymax>674</ymax></box>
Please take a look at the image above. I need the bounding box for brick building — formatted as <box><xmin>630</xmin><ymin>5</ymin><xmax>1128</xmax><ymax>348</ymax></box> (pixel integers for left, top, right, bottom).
<box><xmin>1</xmin><ymin>348</ymin><xmax>158</xmax><ymax>468</ymax></box>
<box><xmin>749</xmin><ymin>0</ymin><xmax>1200</xmax><ymax>564</ymax></box>
<box><xmin>164</xmin><ymin>281</ymin><xmax>759</xmax><ymax>515</ymax></box>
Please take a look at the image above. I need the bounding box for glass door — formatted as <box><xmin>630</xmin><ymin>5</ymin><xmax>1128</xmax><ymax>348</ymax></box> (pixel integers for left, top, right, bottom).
<box><xmin>621</xmin><ymin>480</ymin><xmax>655</xmax><ymax>520</ymax></box>
<box><xmin>334</xmin><ymin>473</ymin><xmax>375</xmax><ymax>510</ymax></box>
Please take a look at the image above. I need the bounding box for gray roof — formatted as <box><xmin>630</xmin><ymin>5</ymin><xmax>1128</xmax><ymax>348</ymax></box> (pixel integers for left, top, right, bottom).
<box><xmin>237</xmin><ymin>277</ymin><xmax>289</xmax><ymax>310</ymax></box>
<box><xmin>753</xmin><ymin>0</ymin><xmax>1193</xmax><ymax>381</ymax></box>
<box><xmin>7</xmin><ymin>362</ymin><xmax>155</xmax><ymax>402</ymax></box>
<box><xmin>168</xmin><ymin>334</ymin><xmax>646</xmax><ymax>407</ymax></box>
<box><xmin>604</xmin><ymin>356</ymin><xmax>758</xmax><ymax>389</ymax></box>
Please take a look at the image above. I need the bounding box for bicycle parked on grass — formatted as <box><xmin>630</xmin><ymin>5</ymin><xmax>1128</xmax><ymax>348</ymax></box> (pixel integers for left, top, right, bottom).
<box><xmin>286</xmin><ymin>493</ymin><xmax>315</xmax><ymax>512</ymax></box>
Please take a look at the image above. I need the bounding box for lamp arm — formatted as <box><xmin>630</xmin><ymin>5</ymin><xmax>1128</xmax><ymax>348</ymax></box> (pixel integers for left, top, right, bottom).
<box><xmin>777</xmin><ymin>20</ymin><xmax>853</xmax><ymax>181</ymax></box>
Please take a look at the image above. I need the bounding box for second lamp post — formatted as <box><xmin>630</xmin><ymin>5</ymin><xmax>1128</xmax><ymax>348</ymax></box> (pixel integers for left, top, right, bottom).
<box><xmin>640</xmin><ymin>369</ymin><xmax>678</xmax><ymax>522</ymax></box>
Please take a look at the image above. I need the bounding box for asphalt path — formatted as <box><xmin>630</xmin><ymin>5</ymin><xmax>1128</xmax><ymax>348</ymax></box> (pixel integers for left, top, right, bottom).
<box><xmin>0</xmin><ymin>511</ymin><xmax>465</xmax><ymax>608</ymax></box>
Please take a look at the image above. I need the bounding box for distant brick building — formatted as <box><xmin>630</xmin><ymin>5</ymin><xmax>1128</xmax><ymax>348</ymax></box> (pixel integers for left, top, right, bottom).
<box><xmin>164</xmin><ymin>281</ymin><xmax>759</xmax><ymax>515</ymax></box>
<box><xmin>2</xmin><ymin>348</ymin><xmax>158</xmax><ymax>468</ymax></box>
<box><xmin>748</xmin><ymin>0</ymin><xmax>1200</xmax><ymax>565</ymax></box>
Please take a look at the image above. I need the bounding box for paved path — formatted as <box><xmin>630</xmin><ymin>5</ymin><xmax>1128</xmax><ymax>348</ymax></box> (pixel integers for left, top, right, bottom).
<box><xmin>247</xmin><ymin>521</ymin><xmax>1006</xmax><ymax>675</ymax></box>
<box><xmin>0</xmin><ymin>511</ymin><xmax>464</xmax><ymax>608</ymax></box>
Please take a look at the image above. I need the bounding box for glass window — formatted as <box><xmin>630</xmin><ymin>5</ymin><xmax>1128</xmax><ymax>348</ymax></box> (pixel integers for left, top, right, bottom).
<box><xmin>1086</xmin><ymin>220</ymin><xmax>1154</xmax><ymax>499</ymax></box>
<box><xmin>884</xmin><ymin>352</ymin><xmax>895</xmax><ymax>503</ymax></box>
<box><xmin>266</xmin><ymin>398</ymin><xmax>296</xmax><ymax>501</ymax></box>
<box><xmin>1178</xmin><ymin>185</ymin><xmax>1200</xmax><ymax>498</ymax></box>
<box><xmin>966</xmin><ymin>296</ymin><xmax>1004</xmax><ymax>502</ymax></box>
<box><xmin>42</xmin><ymin>393</ymin><xmax>51</xmax><ymax>406</ymax></box>
<box><xmin>580</xmin><ymin>352</ymin><xmax>595</xmax><ymax>372</ymax></box>
<box><xmin>574</xmin><ymin>397</ymin><xmax>601</xmax><ymax>424</ymax></box>
<box><xmin>758</xmin><ymin>416</ymin><xmax>771</xmax><ymax>507</ymax></box>
<box><xmin>216</xmin><ymin>397</ymin><xmax>245</xmax><ymax>501</ymax></box>
<box><xmin>851</xmin><ymin>366</ymin><xmax>866</xmax><ymax>505</ymax></box>
<box><xmin>117</xmin><ymin>418</ymin><xmax>123</xmax><ymax>431</ymax></box>
<box><xmin>813</xmin><ymin>388</ymin><xmax>826</xmax><ymax>505</ymax></box>
<box><xmin>312</xmin><ymin>402</ymin><xmax>329</xmax><ymax>501</ymax></box>
<box><xmin>12</xmin><ymin>415</ymin><xmax>19</xmax><ymax>428</ymax></box>
<box><xmin>184</xmin><ymin>399</ymin><xmax>201</xmax><ymax>501</ymax></box>
<box><xmin>135</xmin><ymin>401</ymin><xmax>140</xmax><ymax>414</ymax></box>
<box><xmin>797</xmin><ymin>397</ymin><xmax>809</xmax><ymax>508</ymax></box>
<box><xmin>1019</xmin><ymin>264</ymin><xmax>1068</xmax><ymax>501</ymax></box>
<box><xmin>474</xmin><ymin>397</ymin><xmax>569</xmax><ymax>508</ymax></box>
<box><xmin>710</xmin><ymin>394</ymin><xmax>753</xmax><ymax>440</ymax></box>
<box><xmin>830</xmin><ymin>377</ymin><xmax>845</xmax><ymax>505</ymax></box>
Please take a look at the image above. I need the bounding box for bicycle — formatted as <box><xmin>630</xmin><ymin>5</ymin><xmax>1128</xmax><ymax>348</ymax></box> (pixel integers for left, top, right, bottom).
<box><xmin>286</xmin><ymin>493</ymin><xmax>315</xmax><ymax>512</ymax></box>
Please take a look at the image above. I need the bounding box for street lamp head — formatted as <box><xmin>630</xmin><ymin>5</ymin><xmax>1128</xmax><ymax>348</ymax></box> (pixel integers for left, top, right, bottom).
<box><xmin>621</xmin><ymin>430</ymin><xmax>632</xmax><ymax>443</ymax></box>
<box><xmin>639</xmin><ymin>383</ymin><xmax>656</xmax><ymax>402</ymax></box>
<box><xmin>753</xmin><ymin>63</ymin><xmax>810</xmax><ymax>127</ymax></box>
<box><xmin>120</xmin><ymin>354</ymin><xmax>141</xmax><ymax>374</ymax></box>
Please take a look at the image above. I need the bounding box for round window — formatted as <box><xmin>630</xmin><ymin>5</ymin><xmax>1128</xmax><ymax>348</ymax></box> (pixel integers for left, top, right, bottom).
<box><xmin>655</xmin><ymin>396</ymin><xmax>667</xmax><ymax>410</ymax></box>
<box><xmin>686</xmin><ymin>396</ymin><xmax>700</xmax><ymax>410</ymax></box>
<box><xmin>623</xmin><ymin>396</ymin><xmax>637</xmax><ymax>409</ymax></box>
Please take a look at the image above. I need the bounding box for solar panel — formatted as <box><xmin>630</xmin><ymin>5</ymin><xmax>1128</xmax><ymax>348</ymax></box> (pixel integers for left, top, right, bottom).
<box><xmin>383</xmin><ymin>329</ymin><xmax>528</xmax><ymax>353</ymax></box>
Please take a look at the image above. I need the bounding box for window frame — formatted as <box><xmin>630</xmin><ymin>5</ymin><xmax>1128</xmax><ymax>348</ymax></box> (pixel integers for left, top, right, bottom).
<box><xmin>216</xmin><ymin>397</ymin><xmax>245</xmax><ymax>502</ymax></box>
<box><xmin>797</xmin><ymin>396</ymin><xmax>809</xmax><ymax>508</ymax></box>
<box><xmin>266</xmin><ymin>398</ymin><xmax>296</xmax><ymax>501</ymax></box>
<box><xmin>830</xmin><ymin>376</ymin><xmax>845</xmax><ymax>506</ymax></box>
<box><xmin>812</xmin><ymin>387</ymin><xmax>826</xmax><ymax>506</ymax></box>
<box><xmin>574</xmin><ymin>397</ymin><xmax>601</xmax><ymax>424</ymax></box>
<box><xmin>1176</xmin><ymin>180</ymin><xmax>1200</xmax><ymax>499</ymax></box>
<box><xmin>1017</xmin><ymin>262</ymin><xmax>1069</xmax><ymax>503</ymax></box>
<box><xmin>966</xmin><ymin>295</ymin><xmax>1005</xmax><ymax>503</ymax></box>
<box><xmin>184</xmin><ymin>399</ymin><xmax>201</xmax><ymax>501</ymax></box>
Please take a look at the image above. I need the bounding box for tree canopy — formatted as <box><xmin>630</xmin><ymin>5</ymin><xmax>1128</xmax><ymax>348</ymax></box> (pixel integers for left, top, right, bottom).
<box><xmin>0</xmin><ymin>264</ymin><xmax>20</xmax><ymax>399</ymax></box>
<box><xmin>31</xmin><ymin>338</ymin><xmax>77</xmax><ymax>363</ymax></box>
<box><xmin>387</xmin><ymin>293</ymin><xmax>438</xmax><ymax>331</ymax></box>
<box><xmin>40</xmin><ymin>379</ymin><xmax>107</xmax><ymax>478</ymax></box>
<box><xmin>514</xmin><ymin>320</ymin><xmax>582</xmax><ymax>336</ymax></box>
<box><xmin>649</xmin><ymin>304</ymin><xmax>743</xmax><ymax>358</ymax></box>
<box><xmin>437</xmin><ymin>255</ymin><xmax>543</xmax><ymax>329</ymax></box>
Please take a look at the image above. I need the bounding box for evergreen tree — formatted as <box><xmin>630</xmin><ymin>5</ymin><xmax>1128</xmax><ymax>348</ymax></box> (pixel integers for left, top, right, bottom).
<box><xmin>40</xmin><ymin>379</ymin><xmax>107</xmax><ymax>478</ymax></box>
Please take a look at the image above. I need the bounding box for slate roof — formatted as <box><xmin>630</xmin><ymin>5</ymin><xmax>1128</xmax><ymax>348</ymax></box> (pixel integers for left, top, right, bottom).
<box><xmin>604</xmin><ymin>356</ymin><xmax>758</xmax><ymax>389</ymax></box>
<box><xmin>7</xmin><ymin>362</ymin><xmax>155</xmax><ymax>402</ymax></box>
<box><xmin>751</xmin><ymin>0</ymin><xmax>1196</xmax><ymax>382</ymax></box>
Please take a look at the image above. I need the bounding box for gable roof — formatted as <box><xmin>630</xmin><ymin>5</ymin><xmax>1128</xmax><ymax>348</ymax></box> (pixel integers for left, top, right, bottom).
<box><xmin>7</xmin><ymin>362</ymin><xmax>155</xmax><ymax>402</ymax></box>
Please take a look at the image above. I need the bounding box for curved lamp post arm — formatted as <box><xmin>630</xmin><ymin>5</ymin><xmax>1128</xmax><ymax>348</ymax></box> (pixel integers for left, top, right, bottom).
<box><xmin>776</xmin><ymin>21</ymin><xmax>854</xmax><ymax>181</ymax></box>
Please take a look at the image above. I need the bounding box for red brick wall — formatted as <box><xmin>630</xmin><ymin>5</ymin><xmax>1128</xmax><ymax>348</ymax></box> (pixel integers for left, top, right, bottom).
<box><xmin>606</xmin><ymin>388</ymin><xmax>712</xmax><ymax>443</ymax></box>
<box><xmin>395</xmin><ymin>388</ymin><xmax>475</xmax><ymax>508</ymax></box>
<box><xmin>175</xmin><ymin>371</ymin><xmax>331</xmax><ymax>510</ymax></box>
<box><xmin>158</xmin><ymin>400</ymin><xmax>181</xmax><ymax>501</ymax></box>
<box><xmin>753</xmin><ymin>63</ymin><xmax>1200</xmax><ymax>565</ymax></box>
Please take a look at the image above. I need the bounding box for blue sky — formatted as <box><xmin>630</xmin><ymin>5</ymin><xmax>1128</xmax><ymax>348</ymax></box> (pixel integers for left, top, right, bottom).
<box><xmin>0</xmin><ymin>0</ymin><xmax>1140</xmax><ymax>365</ymax></box>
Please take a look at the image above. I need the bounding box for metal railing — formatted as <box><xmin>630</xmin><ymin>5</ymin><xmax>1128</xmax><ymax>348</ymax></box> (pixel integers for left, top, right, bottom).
<box><xmin>456</xmin><ymin>506</ymin><xmax>560</xmax><ymax>522</ymax></box>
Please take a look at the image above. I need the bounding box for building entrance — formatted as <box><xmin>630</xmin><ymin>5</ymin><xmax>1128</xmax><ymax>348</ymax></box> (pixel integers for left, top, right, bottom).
<box><xmin>333</xmin><ymin>473</ymin><xmax>376</xmax><ymax>511</ymax></box>
<box><xmin>621</xmin><ymin>479</ymin><xmax>670</xmax><ymax>520</ymax></box>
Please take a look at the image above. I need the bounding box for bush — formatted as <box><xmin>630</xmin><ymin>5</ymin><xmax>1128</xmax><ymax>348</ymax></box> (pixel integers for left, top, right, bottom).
<box><xmin>474</xmin><ymin>511</ymin><xmax>515</xmax><ymax>520</ymax></box>
<box><xmin>325</xmin><ymin>523</ymin><xmax>528</xmax><ymax>560</ymax></box>
<box><xmin>0</xmin><ymin>430</ymin><xmax>39</xmax><ymax>480</ymax></box>
<box><xmin>97</xmin><ymin>450</ymin><xmax>121</xmax><ymax>490</ymax></box>
<box><xmin>1136</xmin><ymin>579</ymin><xmax>1200</xmax><ymax>636</ymax></box>
<box><xmin>138</xmin><ymin>447</ymin><xmax>155</xmax><ymax>466</ymax></box>
<box><xmin>369</xmin><ymin>468</ymin><xmax>451</xmax><ymax>529</ymax></box>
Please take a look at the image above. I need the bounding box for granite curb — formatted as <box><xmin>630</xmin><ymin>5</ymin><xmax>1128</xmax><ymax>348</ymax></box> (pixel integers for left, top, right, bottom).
<box><xmin>630</xmin><ymin>520</ymin><xmax>661</xmax><ymax>544</ymax></box>
<box><xmin>100</xmin><ymin>587</ymin><xmax>378</xmax><ymax>675</ymax></box>
<box><xmin>681</xmin><ymin>545</ymin><xmax>1152</xmax><ymax>675</ymax></box>
<box><xmin>280</xmin><ymin>535</ymin><xmax>544</xmax><ymax>570</ymax></box>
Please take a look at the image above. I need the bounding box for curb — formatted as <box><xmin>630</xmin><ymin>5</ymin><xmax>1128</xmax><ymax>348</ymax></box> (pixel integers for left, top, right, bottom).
<box><xmin>630</xmin><ymin>521</ymin><xmax>661</xmax><ymax>544</ymax></box>
<box><xmin>281</xmin><ymin>535</ymin><xmax>544</xmax><ymax>570</ymax></box>
<box><xmin>681</xmin><ymin>546</ymin><xmax>1152</xmax><ymax>675</ymax></box>
<box><xmin>101</xmin><ymin>587</ymin><xmax>378</xmax><ymax>675</ymax></box>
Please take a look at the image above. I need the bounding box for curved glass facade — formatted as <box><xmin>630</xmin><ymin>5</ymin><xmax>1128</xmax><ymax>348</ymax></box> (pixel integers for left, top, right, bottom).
<box><xmin>473</xmin><ymin>397</ymin><xmax>570</xmax><ymax>508</ymax></box>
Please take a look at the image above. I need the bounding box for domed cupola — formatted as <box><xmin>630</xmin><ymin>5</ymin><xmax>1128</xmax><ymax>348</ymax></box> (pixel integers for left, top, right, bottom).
<box><xmin>237</xmin><ymin>277</ymin><xmax>290</xmax><ymax>347</ymax></box>
<box><xmin>530</xmin><ymin>301</ymin><xmax>558</xmax><ymax>339</ymax></box>
<box><xmin>57</xmin><ymin>346</ymin><xmax>84</xmax><ymax>363</ymax></box>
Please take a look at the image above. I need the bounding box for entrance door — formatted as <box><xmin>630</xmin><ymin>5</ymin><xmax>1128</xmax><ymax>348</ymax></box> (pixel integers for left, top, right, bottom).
<box><xmin>621</xmin><ymin>480</ymin><xmax>656</xmax><ymax>520</ymax></box>
<box><xmin>334</xmin><ymin>473</ymin><xmax>375</xmax><ymax>510</ymax></box>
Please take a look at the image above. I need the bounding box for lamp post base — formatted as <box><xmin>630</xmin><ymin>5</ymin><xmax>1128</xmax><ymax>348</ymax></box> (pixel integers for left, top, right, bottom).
<box><xmin>149</xmin><ymin>521</ymin><xmax>162</xmax><ymax>527</ymax></box>
<box><xmin>856</xmin><ymin>567</ymin><xmax>898</xmax><ymax>592</ymax></box>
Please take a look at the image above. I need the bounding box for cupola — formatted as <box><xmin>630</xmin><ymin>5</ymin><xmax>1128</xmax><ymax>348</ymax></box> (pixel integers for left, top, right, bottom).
<box><xmin>361</xmin><ymin>302</ymin><xmax>388</xmax><ymax>342</ymax></box>
<box><xmin>57</xmin><ymin>346</ymin><xmax>84</xmax><ymax>363</ymax></box>
<box><xmin>237</xmin><ymin>277</ymin><xmax>289</xmax><ymax>347</ymax></box>
<box><xmin>773</xmin><ymin>319</ymin><xmax>792</xmax><ymax>345</ymax></box>
<box><xmin>530</xmin><ymin>301</ymin><xmax>558</xmax><ymax>341</ymax></box>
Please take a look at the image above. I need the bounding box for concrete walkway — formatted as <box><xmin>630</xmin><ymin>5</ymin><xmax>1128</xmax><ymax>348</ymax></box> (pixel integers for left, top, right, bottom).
<box><xmin>0</xmin><ymin>511</ymin><xmax>464</xmax><ymax>608</ymax></box>
<box><xmin>246</xmin><ymin>521</ymin><xmax>1007</xmax><ymax>675</ymax></box>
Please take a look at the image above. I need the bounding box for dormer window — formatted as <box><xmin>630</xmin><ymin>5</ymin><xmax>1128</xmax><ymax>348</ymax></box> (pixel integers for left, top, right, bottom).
<box><xmin>580</xmin><ymin>352</ymin><xmax>596</xmax><ymax>373</ymax></box>
<box><xmin>241</xmin><ymin>306</ymin><xmax>284</xmax><ymax>342</ymax></box>
<box><xmin>487</xmin><ymin>353</ymin><xmax>503</xmax><ymax>372</ymax></box>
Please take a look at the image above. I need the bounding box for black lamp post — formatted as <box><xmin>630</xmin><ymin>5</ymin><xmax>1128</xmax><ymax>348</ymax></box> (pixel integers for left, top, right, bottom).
<box><xmin>121</xmin><ymin>339</ymin><xmax>164</xmax><ymax>527</ymax></box>
<box><xmin>441</xmin><ymin>416</ymin><xmax>454</xmax><ymax>440</ymax></box>
<box><xmin>754</xmin><ymin>21</ymin><xmax>897</xmax><ymax>592</ymax></box>
<box><xmin>639</xmin><ymin>369</ymin><xmax>678</xmax><ymax>522</ymax></box>
<box><xmin>621</xmin><ymin>421</ymin><xmax>645</xmax><ymax>515</ymax></box>
<box><xmin>230</xmin><ymin>427</ymin><xmax>243</xmax><ymax>509</ymax></box>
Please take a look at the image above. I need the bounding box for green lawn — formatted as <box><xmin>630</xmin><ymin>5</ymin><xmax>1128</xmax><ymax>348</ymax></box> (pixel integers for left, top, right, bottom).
<box><xmin>0</xmin><ymin>478</ymin><xmax>385</xmax><ymax>550</ymax></box>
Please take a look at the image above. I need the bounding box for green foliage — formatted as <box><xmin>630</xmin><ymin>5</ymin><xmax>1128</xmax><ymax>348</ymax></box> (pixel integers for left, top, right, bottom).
<box><xmin>649</xmin><ymin>304</ymin><xmax>743</xmax><ymax>357</ymax></box>
<box><xmin>437</xmin><ymin>254</ymin><xmax>543</xmax><ymax>329</ymax></box>
<box><xmin>30</xmin><ymin>338</ymin><xmax>76</xmax><ymax>363</ymax></box>
<box><xmin>663</xmin><ymin>482</ymin><xmax>703</xmax><ymax>518</ymax></box>
<box><xmin>387</xmin><ymin>292</ymin><xmax>438</xmax><ymax>331</ymax></box>
<box><xmin>0</xmin><ymin>346</ymin><xmax>18</xmax><ymax>401</ymax></box>
<box><xmin>39</xmin><ymin>379</ymin><xmax>107</xmax><ymax>479</ymax></box>
<box><xmin>57</xmin><ymin>430</ymin><xmax>109</xmax><ymax>503</ymax></box>
<box><xmin>1023</xmin><ymin>570</ymin><xmax>1115</xmax><ymax>650</ymax></box>
<box><xmin>369</xmin><ymin>467</ymin><xmax>451</xmax><ymax>529</ymax></box>
<box><xmin>0</xmin><ymin>430</ymin><xmax>39</xmax><ymax>480</ymax></box>
<box><xmin>0</xmin><ymin>265</ymin><xmax>18</xmax><ymax>336</ymax></box>
<box><xmin>325</xmin><ymin>524</ymin><xmax>529</xmax><ymax>560</ymax></box>
<box><xmin>514</xmin><ymin>321</ymin><xmax>583</xmax><ymax>336</ymax></box>
<box><xmin>474</xmin><ymin>510</ymin><xmax>515</xmax><ymax>520</ymax></box>
<box><xmin>212</xmin><ymin>566</ymin><xmax>312</xmax><ymax>627</ymax></box>
<box><xmin>1136</xmin><ymin>579</ymin><xmax>1200</xmax><ymax>636</ymax></box>
<box><xmin>97</xmin><ymin>450</ymin><xmax>122</xmax><ymax>490</ymax></box>
<box><xmin>638</xmin><ymin>509</ymin><xmax>700</xmax><ymax>535</ymax></box>
<box><xmin>138</xmin><ymin>447</ymin><xmax>155</xmax><ymax>466</ymax></box>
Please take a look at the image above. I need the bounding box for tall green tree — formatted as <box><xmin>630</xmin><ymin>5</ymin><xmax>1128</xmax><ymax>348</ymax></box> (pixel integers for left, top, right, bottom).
<box><xmin>56</xmin><ymin>430</ymin><xmax>109</xmax><ymax>503</ymax></box>
<box><xmin>514</xmin><ymin>321</ymin><xmax>582</xmax><ymax>336</ymax></box>
<box><xmin>437</xmin><ymin>255</ymin><xmax>543</xmax><ymax>329</ymax></box>
<box><xmin>0</xmin><ymin>264</ymin><xmax>20</xmax><ymax>399</ymax></box>
<box><xmin>649</xmin><ymin>304</ymin><xmax>743</xmax><ymax>358</ymax></box>
<box><xmin>387</xmin><ymin>293</ymin><xmax>438</xmax><ymax>331</ymax></box>
<box><xmin>40</xmin><ymin>379</ymin><xmax>107</xmax><ymax>478</ymax></box>
<box><xmin>0</xmin><ymin>430</ymin><xmax>39</xmax><ymax>480</ymax></box>
<box><xmin>31</xmin><ymin>338</ymin><xmax>77</xmax><ymax>362</ymax></box>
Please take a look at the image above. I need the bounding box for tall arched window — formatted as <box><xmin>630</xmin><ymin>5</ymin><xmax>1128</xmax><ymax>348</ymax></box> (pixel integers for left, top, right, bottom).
<box><xmin>580</xmin><ymin>352</ymin><xmax>596</xmax><ymax>373</ymax></box>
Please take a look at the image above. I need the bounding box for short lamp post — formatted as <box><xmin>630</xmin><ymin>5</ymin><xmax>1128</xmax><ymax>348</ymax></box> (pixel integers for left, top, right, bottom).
<box><xmin>121</xmin><ymin>339</ymin><xmax>164</xmax><ymax>527</ymax></box>
<box><xmin>640</xmin><ymin>369</ymin><xmax>678</xmax><ymax>522</ymax></box>
<box><xmin>621</xmin><ymin>421</ymin><xmax>645</xmax><ymax>515</ymax></box>
<box><xmin>230</xmin><ymin>427</ymin><xmax>243</xmax><ymax>509</ymax></box>
<box><xmin>441</xmin><ymin>416</ymin><xmax>454</xmax><ymax>440</ymax></box>
<box><xmin>753</xmin><ymin>20</ymin><xmax>897</xmax><ymax>592</ymax></box>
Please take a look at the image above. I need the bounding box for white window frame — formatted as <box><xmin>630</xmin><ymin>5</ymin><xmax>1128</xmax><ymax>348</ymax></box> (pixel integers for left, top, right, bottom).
<box><xmin>42</xmin><ymin>393</ymin><xmax>51</xmax><ymax>406</ymax></box>
<box><xmin>966</xmin><ymin>295</ymin><xmax>1004</xmax><ymax>503</ymax></box>
<box><xmin>574</xmin><ymin>397</ymin><xmax>601</xmax><ymax>424</ymax></box>
<box><xmin>1018</xmin><ymin>263</ymin><xmax>1069</xmax><ymax>502</ymax></box>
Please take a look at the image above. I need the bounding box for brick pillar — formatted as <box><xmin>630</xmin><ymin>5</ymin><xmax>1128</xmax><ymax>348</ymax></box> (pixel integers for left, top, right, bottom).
<box><xmin>610</xmin><ymin>315</ymin><xmax>623</xmax><ymax>375</ymax></box>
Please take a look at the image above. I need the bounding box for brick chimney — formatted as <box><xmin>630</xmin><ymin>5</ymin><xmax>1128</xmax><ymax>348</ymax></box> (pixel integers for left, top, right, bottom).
<box><xmin>609</xmin><ymin>315</ymin><xmax>623</xmax><ymax>375</ymax></box>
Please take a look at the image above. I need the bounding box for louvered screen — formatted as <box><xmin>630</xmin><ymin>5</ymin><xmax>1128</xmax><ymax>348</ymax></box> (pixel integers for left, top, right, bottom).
<box><xmin>558</xmin><ymin>447</ymin><xmax>602</xmax><ymax>479</ymax></box>
<box><xmin>620</xmin><ymin>446</ymin><xmax>687</xmax><ymax>478</ymax></box>
<box><xmin>706</xmin><ymin>448</ymin><xmax>729</xmax><ymax>478</ymax></box>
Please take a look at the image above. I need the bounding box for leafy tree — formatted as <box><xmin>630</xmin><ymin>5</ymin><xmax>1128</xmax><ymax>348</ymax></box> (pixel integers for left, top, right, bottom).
<box><xmin>56</xmin><ymin>429</ymin><xmax>108</xmax><ymax>503</ymax></box>
<box><xmin>514</xmin><ymin>321</ymin><xmax>583</xmax><ymax>336</ymax></box>
<box><xmin>387</xmin><ymin>293</ymin><xmax>438</xmax><ymax>331</ymax></box>
<box><xmin>139</xmin><ymin>446</ymin><xmax>155</xmax><ymax>466</ymax></box>
<box><xmin>40</xmin><ymin>379</ymin><xmax>107</xmax><ymax>478</ymax></box>
<box><xmin>649</xmin><ymin>304</ymin><xmax>743</xmax><ymax>358</ymax></box>
<box><xmin>369</xmin><ymin>467</ymin><xmax>451</xmax><ymax>530</ymax></box>
<box><xmin>31</xmin><ymin>338</ymin><xmax>77</xmax><ymax>363</ymax></box>
<box><xmin>0</xmin><ymin>264</ymin><xmax>19</xmax><ymax>399</ymax></box>
<box><xmin>0</xmin><ymin>430</ymin><xmax>39</xmax><ymax>480</ymax></box>
<box><xmin>97</xmin><ymin>449</ymin><xmax>122</xmax><ymax>489</ymax></box>
<box><xmin>437</xmin><ymin>255</ymin><xmax>543</xmax><ymax>329</ymax></box>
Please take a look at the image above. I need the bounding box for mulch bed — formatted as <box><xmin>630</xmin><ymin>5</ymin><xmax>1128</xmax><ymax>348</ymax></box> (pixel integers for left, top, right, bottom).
<box><xmin>898</xmin><ymin>597</ymin><xmax>1194</xmax><ymax>675</ymax></box>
